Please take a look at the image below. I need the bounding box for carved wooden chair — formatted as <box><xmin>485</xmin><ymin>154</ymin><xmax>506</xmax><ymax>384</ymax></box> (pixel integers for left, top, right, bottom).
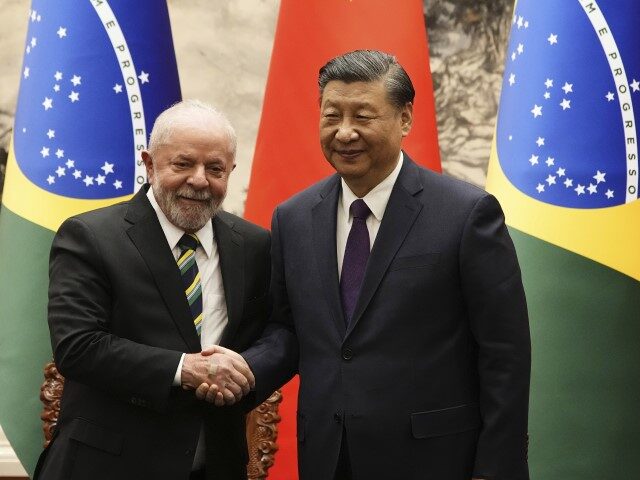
<box><xmin>40</xmin><ymin>362</ymin><xmax>281</xmax><ymax>479</ymax></box>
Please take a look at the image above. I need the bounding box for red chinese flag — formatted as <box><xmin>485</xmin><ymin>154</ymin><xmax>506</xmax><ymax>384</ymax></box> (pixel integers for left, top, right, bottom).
<box><xmin>244</xmin><ymin>0</ymin><xmax>440</xmax><ymax>477</ymax></box>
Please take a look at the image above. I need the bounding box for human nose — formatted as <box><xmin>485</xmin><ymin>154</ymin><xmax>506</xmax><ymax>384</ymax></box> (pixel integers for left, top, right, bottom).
<box><xmin>187</xmin><ymin>165</ymin><xmax>208</xmax><ymax>188</ymax></box>
<box><xmin>335</xmin><ymin>118</ymin><xmax>358</xmax><ymax>143</ymax></box>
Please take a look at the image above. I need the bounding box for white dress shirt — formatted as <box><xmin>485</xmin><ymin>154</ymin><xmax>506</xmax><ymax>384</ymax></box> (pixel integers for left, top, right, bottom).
<box><xmin>148</xmin><ymin>187</ymin><xmax>228</xmax><ymax>471</ymax></box>
<box><xmin>336</xmin><ymin>152</ymin><xmax>404</xmax><ymax>278</ymax></box>
<box><xmin>147</xmin><ymin>188</ymin><xmax>229</xmax><ymax>381</ymax></box>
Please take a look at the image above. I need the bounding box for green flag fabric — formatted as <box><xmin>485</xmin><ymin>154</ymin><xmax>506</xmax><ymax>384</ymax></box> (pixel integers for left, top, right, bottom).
<box><xmin>488</xmin><ymin>1</ymin><xmax>640</xmax><ymax>477</ymax></box>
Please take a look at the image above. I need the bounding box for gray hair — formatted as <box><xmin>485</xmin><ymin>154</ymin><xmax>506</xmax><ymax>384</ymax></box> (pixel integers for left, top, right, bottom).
<box><xmin>147</xmin><ymin>99</ymin><xmax>237</xmax><ymax>157</ymax></box>
<box><xmin>318</xmin><ymin>50</ymin><xmax>415</xmax><ymax>109</ymax></box>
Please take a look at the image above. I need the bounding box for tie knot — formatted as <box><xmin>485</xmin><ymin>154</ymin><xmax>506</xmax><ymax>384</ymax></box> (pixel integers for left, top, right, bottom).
<box><xmin>178</xmin><ymin>233</ymin><xmax>200</xmax><ymax>252</ymax></box>
<box><xmin>350</xmin><ymin>199</ymin><xmax>371</xmax><ymax>220</ymax></box>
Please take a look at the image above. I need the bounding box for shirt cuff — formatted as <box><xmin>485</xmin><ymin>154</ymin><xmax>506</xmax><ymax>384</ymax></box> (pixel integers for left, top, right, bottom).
<box><xmin>173</xmin><ymin>353</ymin><xmax>186</xmax><ymax>387</ymax></box>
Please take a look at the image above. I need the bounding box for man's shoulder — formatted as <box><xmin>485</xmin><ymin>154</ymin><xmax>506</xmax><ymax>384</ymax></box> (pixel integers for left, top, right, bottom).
<box><xmin>65</xmin><ymin>198</ymin><xmax>131</xmax><ymax>227</ymax></box>
<box><xmin>413</xmin><ymin>162</ymin><xmax>489</xmax><ymax>204</ymax></box>
<box><xmin>216</xmin><ymin>210</ymin><xmax>269</xmax><ymax>239</ymax></box>
<box><xmin>278</xmin><ymin>174</ymin><xmax>338</xmax><ymax>212</ymax></box>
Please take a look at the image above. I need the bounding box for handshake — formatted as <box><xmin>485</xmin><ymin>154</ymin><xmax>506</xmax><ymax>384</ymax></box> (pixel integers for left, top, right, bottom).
<box><xmin>181</xmin><ymin>345</ymin><xmax>254</xmax><ymax>406</ymax></box>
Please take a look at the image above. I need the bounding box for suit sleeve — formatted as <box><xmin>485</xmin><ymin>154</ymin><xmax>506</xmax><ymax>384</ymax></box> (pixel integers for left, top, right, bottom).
<box><xmin>48</xmin><ymin>217</ymin><xmax>182</xmax><ymax>413</ymax></box>
<box><xmin>459</xmin><ymin>194</ymin><xmax>531</xmax><ymax>480</ymax></box>
<box><xmin>242</xmin><ymin>207</ymin><xmax>299</xmax><ymax>405</ymax></box>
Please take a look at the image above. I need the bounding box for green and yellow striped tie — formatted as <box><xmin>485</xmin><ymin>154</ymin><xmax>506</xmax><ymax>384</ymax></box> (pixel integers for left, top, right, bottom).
<box><xmin>177</xmin><ymin>233</ymin><xmax>203</xmax><ymax>336</ymax></box>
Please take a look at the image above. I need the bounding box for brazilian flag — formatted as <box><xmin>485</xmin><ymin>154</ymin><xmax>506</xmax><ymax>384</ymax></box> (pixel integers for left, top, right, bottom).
<box><xmin>488</xmin><ymin>0</ymin><xmax>640</xmax><ymax>477</ymax></box>
<box><xmin>0</xmin><ymin>1</ymin><xmax>180</xmax><ymax>475</ymax></box>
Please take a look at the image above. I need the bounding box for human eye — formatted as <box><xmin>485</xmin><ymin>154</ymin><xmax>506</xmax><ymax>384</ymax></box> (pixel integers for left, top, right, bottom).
<box><xmin>172</xmin><ymin>159</ymin><xmax>190</xmax><ymax>169</ymax></box>
<box><xmin>206</xmin><ymin>163</ymin><xmax>225</xmax><ymax>177</ymax></box>
<box><xmin>322</xmin><ymin>110</ymin><xmax>340</xmax><ymax>121</ymax></box>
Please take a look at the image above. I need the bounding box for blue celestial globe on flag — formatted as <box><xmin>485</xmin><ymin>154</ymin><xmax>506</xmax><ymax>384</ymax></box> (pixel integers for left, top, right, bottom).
<box><xmin>13</xmin><ymin>0</ymin><xmax>181</xmax><ymax>199</ymax></box>
<box><xmin>496</xmin><ymin>0</ymin><xmax>639</xmax><ymax>209</ymax></box>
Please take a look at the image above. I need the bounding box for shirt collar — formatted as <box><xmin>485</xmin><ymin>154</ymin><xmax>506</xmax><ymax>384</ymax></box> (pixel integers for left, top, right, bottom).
<box><xmin>147</xmin><ymin>186</ymin><xmax>214</xmax><ymax>258</ymax></box>
<box><xmin>340</xmin><ymin>151</ymin><xmax>404</xmax><ymax>222</ymax></box>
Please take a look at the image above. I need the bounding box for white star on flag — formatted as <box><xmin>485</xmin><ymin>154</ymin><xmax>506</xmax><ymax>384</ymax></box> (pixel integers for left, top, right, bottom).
<box><xmin>47</xmin><ymin>129</ymin><xmax>55</xmax><ymax>139</ymax></box>
<box><xmin>511</xmin><ymin>52</ymin><xmax>517</xmax><ymax>62</ymax></box>
<box><xmin>575</xmin><ymin>184</ymin><xmax>585</xmax><ymax>195</ymax></box>
<box><xmin>114</xmin><ymin>180</ymin><xmax>123</xmax><ymax>189</ymax></box>
<box><xmin>587</xmin><ymin>183</ymin><xmax>597</xmax><ymax>194</ymax></box>
<box><xmin>57</xmin><ymin>27</ymin><xmax>67</xmax><ymax>38</ymax></box>
<box><xmin>40</xmin><ymin>147</ymin><xmax>49</xmax><ymax>157</ymax></box>
<box><xmin>70</xmin><ymin>75</ymin><xmax>82</xmax><ymax>86</ymax></box>
<box><xmin>96</xmin><ymin>175</ymin><xmax>106</xmax><ymax>185</ymax></box>
<box><xmin>55</xmin><ymin>166</ymin><xmax>66</xmax><ymax>177</ymax></box>
<box><xmin>606</xmin><ymin>91</ymin><xmax>615</xmax><ymax>101</ymax></box>
<box><xmin>113</xmin><ymin>83</ymin><xmax>123</xmax><ymax>94</ymax></box>
<box><xmin>593</xmin><ymin>170</ymin><xmax>606</xmax><ymax>183</ymax></box>
<box><xmin>547</xmin><ymin>33</ymin><xmax>558</xmax><ymax>45</ymax></box>
<box><xmin>101</xmin><ymin>162</ymin><xmax>115</xmax><ymax>174</ymax></box>
<box><xmin>517</xmin><ymin>16</ymin><xmax>524</xmax><ymax>28</ymax></box>
<box><xmin>42</xmin><ymin>97</ymin><xmax>53</xmax><ymax>110</ymax></box>
<box><xmin>564</xmin><ymin>178</ymin><xmax>573</xmax><ymax>188</ymax></box>
<box><xmin>531</xmin><ymin>104</ymin><xmax>542</xmax><ymax>118</ymax></box>
<box><xmin>605</xmin><ymin>189</ymin><xmax>614</xmax><ymax>199</ymax></box>
<box><xmin>517</xmin><ymin>43</ymin><xmax>524</xmax><ymax>54</ymax></box>
<box><xmin>54</xmin><ymin>71</ymin><xmax>63</xmax><ymax>81</ymax></box>
<box><xmin>65</xmin><ymin>159</ymin><xmax>75</xmax><ymax>168</ymax></box>
<box><xmin>30</xmin><ymin>10</ymin><xmax>36</xmax><ymax>21</ymax></box>
<box><xmin>562</xmin><ymin>82</ymin><xmax>573</xmax><ymax>94</ymax></box>
<box><xmin>536</xmin><ymin>183</ymin><xmax>545</xmax><ymax>193</ymax></box>
<box><xmin>546</xmin><ymin>157</ymin><xmax>555</xmax><ymax>167</ymax></box>
<box><xmin>30</xmin><ymin>37</ymin><xmax>37</xmax><ymax>48</ymax></box>
<box><xmin>47</xmin><ymin>175</ymin><xmax>55</xmax><ymax>185</ymax></box>
<box><xmin>23</xmin><ymin>67</ymin><xmax>30</xmax><ymax>79</ymax></box>
<box><xmin>546</xmin><ymin>175</ymin><xmax>556</xmax><ymax>185</ymax></box>
<box><xmin>509</xmin><ymin>73</ymin><xmax>516</xmax><ymax>86</ymax></box>
<box><xmin>556</xmin><ymin>167</ymin><xmax>566</xmax><ymax>177</ymax></box>
<box><xmin>529</xmin><ymin>154</ymin><xmax>539</xmax><ymax>166</ymax></box>
<box><xmin>544</xmin><ymin>91</ymin><xmax>551</xmax><ymax>99</ymax></box>
<box><xmin>560</xmin><ymin>98</ymin><xmax>571</xmax><ymax>110</ymax></box>
<box><xmin>73</xmin><ymin>169</ymin><xmax>82</xmax><ymax>179</ymax></box>
<box><xmin>545</xmin><ymin>78</ymin><xmax>553</xmax><ymax>88</ymax></box>
<box><xmin>83</xmin><ymin>175</ymin><xmax>94</xmax><ymax>186</ymax></box>
<box><xmin>68</xmin><ymin>91</ymin><xmax>79</xmax><ymax>102</ymax></box>
<box><xmin>53</xmin><ymin>84</ymin><xmax>60</xmax><ymax>92</ymax></box>
<box><xmin>536</xmin><ymin>137</ymin><xmax>545</xmax><ymax>147</ymax></box>
<box><xmin>55</xmin><ymin>149</ymin><xmax>64</xmax><ymax>158</ymax></box>
<box><xmin>138</xmin><ymin>71</ymin><xmax>150</xmax><ymax>84</ymax></box>
<box><xmin>631</xmin><ymin>79</ymin><xmax>639</xmax><ymax>92</ymax></box>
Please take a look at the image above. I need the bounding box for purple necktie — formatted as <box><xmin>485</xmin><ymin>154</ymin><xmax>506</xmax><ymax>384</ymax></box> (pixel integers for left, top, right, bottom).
<box><xmin>340</xmin><ymin>199</ymin><xmax>372</xmax><ymax>324</ymax></box>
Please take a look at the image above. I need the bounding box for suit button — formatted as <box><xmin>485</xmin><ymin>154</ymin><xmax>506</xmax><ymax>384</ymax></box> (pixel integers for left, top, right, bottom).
<box><xmin>333</xmin><ymin>412</ymin><xmax>342</xmax><ymax>423</ymax></box>
<box><xmin>342</xmin><ymin>348</ymin><xmax>353</xmax><ymax>360</ymax></box>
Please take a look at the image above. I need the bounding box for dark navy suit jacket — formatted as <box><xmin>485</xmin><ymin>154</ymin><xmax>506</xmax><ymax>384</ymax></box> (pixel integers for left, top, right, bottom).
<box><xmin>244</xmin><ymin>155</ymin><xmax>530</xmax><ymax>480</ymax></box>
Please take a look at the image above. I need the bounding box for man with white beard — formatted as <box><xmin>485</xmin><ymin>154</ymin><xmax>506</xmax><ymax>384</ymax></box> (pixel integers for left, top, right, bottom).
<box><xmin>35</xmin><ymin>100</ymin><xmax>270</xmax><ymax>480</ymax></box>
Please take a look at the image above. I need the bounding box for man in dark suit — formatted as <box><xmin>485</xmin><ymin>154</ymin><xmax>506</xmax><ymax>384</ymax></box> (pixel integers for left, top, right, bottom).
<box><xmin>35</xmin><ymin>100</ymin><xmax>269</xmax><ymax>480</ymax></box>
<box><xmin>224</xmin><ymin>50</ymin><xmax>530</xmax><ymax>480</ymax></box>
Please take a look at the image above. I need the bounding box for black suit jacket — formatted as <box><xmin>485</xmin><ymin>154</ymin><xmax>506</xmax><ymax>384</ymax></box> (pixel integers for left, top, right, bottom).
<box><xmin>243</xmin><ymin>155</ymin><xmax>530</xmax><ymax>480</ymax></box>
<box><xmin>35</xmin><ymin>186</ymin><xmax>270</xmax><ymax>480</ymax></box>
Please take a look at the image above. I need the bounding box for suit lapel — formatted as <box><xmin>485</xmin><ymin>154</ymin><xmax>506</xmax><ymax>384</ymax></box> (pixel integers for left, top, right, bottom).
<box><xmin>125</xmin><ymin>188</ymin><xmax>201</xmax><ymax>352</ymax></box>
<box><xmin>311</xmin><ymin>176</ymin><xmax>347</xmax><ymax>337</ymax></box>
<box><xmin>346</xmin><ymin>157</ymin><xmax>424</xmax><ymax>338</ymax></box>
<box><xmin>215</xmin><ymin>214</ymin><xmax>245</xmax><ymax>347</ymax></box>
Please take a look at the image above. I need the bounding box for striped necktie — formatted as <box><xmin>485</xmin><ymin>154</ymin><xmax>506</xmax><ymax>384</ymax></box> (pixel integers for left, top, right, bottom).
<box><xmin>177</xmin><ymin>233</ymin><xmax>203</xmax><ymax>337</ymax></box>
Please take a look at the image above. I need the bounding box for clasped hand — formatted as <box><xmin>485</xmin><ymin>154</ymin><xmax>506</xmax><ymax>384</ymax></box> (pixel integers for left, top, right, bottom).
<box><xmin>181</xmin><ymin>345</ymin><xmax>254</xmax><ymax>406</ymax></box>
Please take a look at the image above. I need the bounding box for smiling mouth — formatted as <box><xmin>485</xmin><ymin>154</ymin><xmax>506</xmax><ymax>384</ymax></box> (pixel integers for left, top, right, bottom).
<box><xmin>335</xmin><ymin>150</ymin><xmax>364</xmax><ymax>159</ymax></box>
<box><xmin>178</xmin><ymin>196</ymin><xmax>210</xmax><ymax>204</ymax></box>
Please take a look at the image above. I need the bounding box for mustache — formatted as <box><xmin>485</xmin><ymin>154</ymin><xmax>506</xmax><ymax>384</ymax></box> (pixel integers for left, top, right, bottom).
<box><xmin>174</xmin><ymin>187</ymin><xmax>213</xmax><ymax>201</ymax></box>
